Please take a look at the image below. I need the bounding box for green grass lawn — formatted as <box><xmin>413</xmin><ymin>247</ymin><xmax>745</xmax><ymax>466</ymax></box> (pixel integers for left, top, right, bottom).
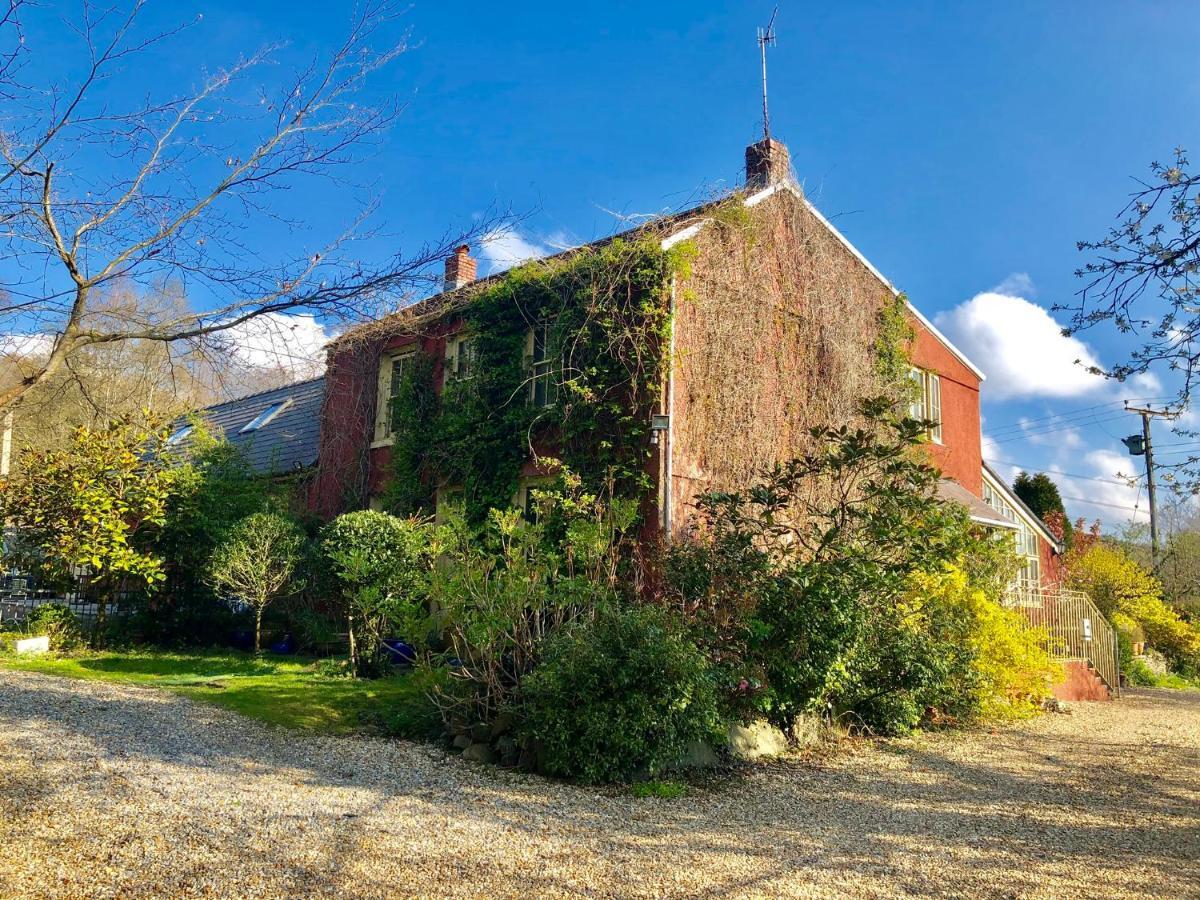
<box><xmin>0</xmin><ymin>649</ymin><xmax>421</xmax><ymax>735</ymax></box>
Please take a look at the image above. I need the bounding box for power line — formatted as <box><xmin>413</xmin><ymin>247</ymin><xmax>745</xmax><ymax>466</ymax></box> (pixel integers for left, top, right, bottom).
<box><xmin>1060</xmin><ymin>494</ymin><xmax>1144</xmax><ymax>512</ymax></box>
<box><xmin>985</xmin><ymin>401</ymin><xmax>1126</xmax><ymax>436</ymax></box>
<box><xmin>984</xmin><ymin>397</ymin><xmax>1173</xmax><ymax>437</ymax></box>
<box><xmin>989</xmin><ymin>413</ymin><xmax>1130</xmax><ymax>445</ymax></box>
<box><xmin>983</xmin><ymin>456</ymin><xmax>1141</xmax><ymax>487</ymax></box>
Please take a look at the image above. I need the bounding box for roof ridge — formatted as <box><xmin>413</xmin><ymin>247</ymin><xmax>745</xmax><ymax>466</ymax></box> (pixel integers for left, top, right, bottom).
<box><xmin>203</xmin><ymin>375</ymin><xmax>325</xmax><ymax>411</ymax></box>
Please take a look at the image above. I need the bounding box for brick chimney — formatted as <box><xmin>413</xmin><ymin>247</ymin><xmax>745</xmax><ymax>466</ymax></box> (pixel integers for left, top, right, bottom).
<box><xmin>444</xmin><ymin>245</ymin><xmax>477</xmax><ymax>291</ymax></box>
<box><xmin>745</xmin><ymin>138</ymin><xmax>791</xmax><ymax>188</ymax></box>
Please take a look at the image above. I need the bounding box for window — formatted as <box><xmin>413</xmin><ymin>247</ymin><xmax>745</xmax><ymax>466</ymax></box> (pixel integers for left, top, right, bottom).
<box><xmin>444</xmin><ymin>334</ymin><xmax>475</xmax><ymax>384</ymax></box>
<box><xmin>516</xmin><ymin>475</ymin><xmax>556</xmax><ymax>521</ymax></box>
<box><xmin>166</xmin><ymin>424</ymin><xmax>193</xmax><ymax>446</ymax></box>
<box><xmin>908</xmin><ymin>367</ymin><xmax>943</xmax><ymax>443</ymax></box>
<box><xmin>240</xmin><ymin>399</ymin><xmax>291</xmax><ymax>433</ymax></box>
<box><xmin>983</xmin><ymin>475</ymin><xmax>1044</xmax><ymax>595</ymax></box>
<box><xmin>375</xmin><ymin>351</ymin><xmax>415</xmax><ymax>442</ymax></box>
<box><xmin>528</xmin><ymin>322</ymin><xmax>558</xmax><ymax>408</ymax></box>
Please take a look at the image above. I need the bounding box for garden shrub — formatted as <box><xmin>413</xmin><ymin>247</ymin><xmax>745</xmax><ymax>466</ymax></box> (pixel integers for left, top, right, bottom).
<box><xmin>433</xmin><ymin>472</ymin><xmax>636</xmax><ymax>722</ymax></box>
<box><xmin>0</xmin><ymin>416</ymin><xmax>193</xmax><ymax>639</ymax></box>
<box><xmin>321</xmin><ymin>510</ymin><xmax>441</xmax><ymax>677</ymax></box>
<box><xmin>1125</xmin><ymin>657</ymin><xmax>1158</xmax><ymax>686</ymax></box>
<box><xmin>906</xmin><ymin>566</ymin><xmax>1058</xmax><ymax>721</ymax></box>
<box><xmin>518</xmin><ymin>605</ymin><xmax>721</xmax><ymax>784</ymax></box>
<box><xmin>24</xmin><ymin>603</ymin><xmax>83</xmax><ymax>652</ymax></box>
<box><xmin>663</xmin><ymin>400</ymin><xmax>1007</xmax><ymax>734</ymax></box>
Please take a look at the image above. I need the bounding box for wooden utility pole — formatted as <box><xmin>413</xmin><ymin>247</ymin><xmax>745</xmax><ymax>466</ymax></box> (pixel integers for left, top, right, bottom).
<box><xmin>1124</xmin><ymin>403</ymin><xmax>1179</xmax><ymax>565</ymax></box>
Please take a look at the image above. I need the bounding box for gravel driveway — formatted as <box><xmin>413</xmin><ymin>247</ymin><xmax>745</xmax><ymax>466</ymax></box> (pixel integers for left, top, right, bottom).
<box><xmin>0</xmin><ymin>670</ymin><xmax>1197</xmax><ymax>899</ymax></box>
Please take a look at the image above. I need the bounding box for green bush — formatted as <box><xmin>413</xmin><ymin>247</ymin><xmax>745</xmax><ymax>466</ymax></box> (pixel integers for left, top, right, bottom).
<box><xmin>1125</xmin><ymin>657</ymin><xmax>1158</xmax><ymax>686</ymax></box>
<box><xmin>665</xmin><ymin>402</ymin><xmax>1010</xmax><ymax>734</ymax></box>
<box><xmin>518</xmin><ymin>605</ymin><xmax>721</xmax><ymax>784</ymax></box>
<box><xmin>321</xmin><ymin>510</ymin><xmax>441</xmax><ymax>677</ymax></box>
<box><xmin>24</xmin><ymin>603</ymin><xmax>84</xmax><ymax>652</ymax></box>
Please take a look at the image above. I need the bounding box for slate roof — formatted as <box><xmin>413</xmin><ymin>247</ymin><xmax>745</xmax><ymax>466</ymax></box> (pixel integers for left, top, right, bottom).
<box><xmin>175</xmin><ymin>377</ymin><xmax>325</xmax><ymax>477</ymax></box>
<box><xmin>936</xmin><ymin>478</ymin><xmax>1019</xmax><ymax>531</ymax></box>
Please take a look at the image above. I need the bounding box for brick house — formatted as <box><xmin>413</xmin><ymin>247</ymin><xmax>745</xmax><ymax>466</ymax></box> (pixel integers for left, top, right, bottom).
<box><xmin>307</xmin><ymin>137</ymin><xmax>1062</xmax><ymax>589</ymax></box>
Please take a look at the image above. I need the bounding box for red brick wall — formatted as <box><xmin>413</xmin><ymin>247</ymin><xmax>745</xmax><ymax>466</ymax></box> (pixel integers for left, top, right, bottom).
<box><xmin>308</xmin><ymin>324</ymin><xmax>454</xmax><ymax>518</ymax></box>
<box><xmin>908</xmin><ymin>317</ymin><xmax>983</xmax><ymax>495</ymax></box>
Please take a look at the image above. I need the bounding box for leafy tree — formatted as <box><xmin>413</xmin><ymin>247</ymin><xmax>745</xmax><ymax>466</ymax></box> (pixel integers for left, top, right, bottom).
<box><xmin>150</xmin><ymin>422</ymin><xmax>275</xmax><ymax>644</ymax></box>
<box><xmin>1070</xmin><ymin>149</ymin><xmax>1200</xmax><ymax>490</ymax></box>
<box><xmin>1065</xmin><ymin>540</ymin><xmax>1200</xmax><ymax>674</ymax></box>
<box><xmin>669</xmin><ymin>398</ymin><xmax>1009</xmax><ymax>733</ymax></box>
<box><xmin>208</xmin><ymin>512</ymin><xmax>307</xmax><ymax>653</ymax></box>
<box><xmin>321</xmin><ymin>510</ymin><xmax>441</xmax><ymax>677</ymax></box>
<box><xmin>1013</xmin><ymin>471</ymin><xmax>1073</xmax><ymax>546</ymax></box>
<box><xmin>0</xmin><ymin>416</ymin><xmax>189</xmax><ymax>636</ymax></box>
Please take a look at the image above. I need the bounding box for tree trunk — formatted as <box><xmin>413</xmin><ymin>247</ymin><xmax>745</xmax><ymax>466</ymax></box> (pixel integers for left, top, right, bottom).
<box><xmin>348</xmin><ymin>612</ymin><xmax>359</xmax><ymax>677</ymax></box>
<box><xmin>255</xmin><ymin>607</ymin><xmax>264</xmax><ymax>654</ymax></box>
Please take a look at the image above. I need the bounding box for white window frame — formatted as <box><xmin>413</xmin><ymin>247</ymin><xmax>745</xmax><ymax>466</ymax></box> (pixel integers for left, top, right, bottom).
<box><xmin>527</xmin><ymin>322</ymin><xmax>557</xmax><ymax>408</ymax></box>
<box><xmin>981</xmin><ymin>469</ymin><xmax>1047</xmax><ymax>594</ymax></box>
<box><xmin>240</xmin><ymin>399</ymin><xmax>292</xmax><ymax>434</ymax></box>
<box><xmin>515</xmin><ymin>475</ymin><xmax>557</xmax><ymax>519</ymax></box>
<box><xmin>166</xmin><ymin>424</ymin><xmax>194</xmax><ymax>446</ymax></box>
<box><xmin>908</xmin><ymin>366</ymin><xmax>943</xmax><ymax>444</ymax></box>
<box><xmin>444</xmin><ymin>334</ymin><xmax>475</xmax><ymax>386</ymax></box>
<box><xmin>374</xmin><ymin>349</ymin><xmax>416</xmax><ymax>446</ymax></box>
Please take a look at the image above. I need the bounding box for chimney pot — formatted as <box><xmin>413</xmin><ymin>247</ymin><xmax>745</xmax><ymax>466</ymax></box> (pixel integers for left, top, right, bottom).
<box><xmin>444</xmin><ymin>245</ymin><xmax>477</xmax><ymax>291</ymax></box>
<box><xmin>745</xmin><ymin>138</ymin><xmax>791</xmax><ymax>188</ymax></box>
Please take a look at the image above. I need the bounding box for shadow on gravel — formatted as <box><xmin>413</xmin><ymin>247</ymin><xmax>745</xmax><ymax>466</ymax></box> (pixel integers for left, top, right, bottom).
<box><xmin>2</xmin><ymin>673</ymin><xmax>1198</xmax><ymax>898</ymax></box>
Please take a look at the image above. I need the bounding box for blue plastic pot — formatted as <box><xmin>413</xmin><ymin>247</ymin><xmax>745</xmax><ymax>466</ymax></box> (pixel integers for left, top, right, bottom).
<box><xmin>382</xmin><ymin>639</ymin><xmax>416</xmax><ymax>665</ymax></box>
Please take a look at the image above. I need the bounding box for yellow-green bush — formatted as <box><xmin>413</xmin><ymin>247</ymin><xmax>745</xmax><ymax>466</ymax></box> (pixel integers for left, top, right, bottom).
<box><xmin>1066</xmin><ymin>543</ymin><xmax>1200</xmax><ymax>674</ymax></box>
<box><xmin>906</xmin><ymin>565</ymin><xmax>1061</xmax><ymax>719</ymax></box>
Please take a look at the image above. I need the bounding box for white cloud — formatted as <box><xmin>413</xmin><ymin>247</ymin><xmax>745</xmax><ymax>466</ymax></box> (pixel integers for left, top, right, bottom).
<box><xmin>478</xmin><ymin>228</ymin><xmax>571</xmax><ymax>273</ymax></box>
<box><xmin>935</xmin><ymin>279</ymin><xmax>1108</xmax><ymax>401</ymax></box>
<box><xmin>992</xmin><ymin>272</ymin><xmax>1036</xmax><ymax>298</ymax></box>
<box><xmin>0</xmin><ymin>333</ymin><xmax>54</xmax><ymax>360</ymax></box>
<box><xmin>1127</xmin><ymin>370</ymin><xmax>1163</xmax><ymax>396</ymax></box>
<box><xmin>1050</xmin><ymin>449</ymin><xmax>1147</xmax><ymax>527</ymax></box>
<box><xmin>1022</xmin><ymin>420</ymin><xmax>1084</xmax><ymax>450</ymax></box>
<box><xmin>214</xmin><ymin>312</ymin><xmax>333</xmax><ymax>378</ymax></box>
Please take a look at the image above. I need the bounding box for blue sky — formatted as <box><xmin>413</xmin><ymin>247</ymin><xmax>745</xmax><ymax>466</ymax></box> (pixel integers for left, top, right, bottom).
<box><xmin>20</xmin><ymin>1</ymin><xmax>1200</xmax><ymax>527</ymax></box>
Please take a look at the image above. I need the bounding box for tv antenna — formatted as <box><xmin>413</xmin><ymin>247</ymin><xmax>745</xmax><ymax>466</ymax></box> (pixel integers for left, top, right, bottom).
<box><xmin>757</xmin><ymin>7</ymin><xmax>779</xmax><ymax>141</ymax></box>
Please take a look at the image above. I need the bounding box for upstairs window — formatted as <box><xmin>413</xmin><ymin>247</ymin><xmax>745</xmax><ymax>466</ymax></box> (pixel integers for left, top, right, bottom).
<box><xmin>528</xmin><ymin>322</ymin><xmax>558</xmax><ymax>408</ymax></box>
<box><xmin>240</xmin><ymin>399</ymin><xmax>291</xmax><ymax>433</ymax></box>
<box><xmin>908</xmin><ymin>367</ymin><xmax>943</xmax><ymax>444</ymax></box>
<box><xmin>375</xmin><ymin>350</ymin><xmax>415</xmax><ymax>442</ymax></box>
<box><xmin>444</xmin><ymin>334</ymin><xmax>475</xmax><ymax>384</ymax></box>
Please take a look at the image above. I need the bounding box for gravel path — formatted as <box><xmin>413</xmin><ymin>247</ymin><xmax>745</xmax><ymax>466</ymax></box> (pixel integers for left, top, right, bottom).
<box><xmin>0</xmin><ymin>671</ymin><xmax>1197</xmax><ymax>899</ymax></box>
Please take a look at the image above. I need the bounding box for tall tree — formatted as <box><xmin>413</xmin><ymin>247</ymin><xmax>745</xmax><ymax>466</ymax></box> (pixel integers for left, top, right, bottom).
<box><xmin>0</xmin><ymin>1</ymin><xmax>500</xmax><ymax>412</ymax></box>
<box><xmin>1013</xmin><ymin>471</ymin><xmax>1073</xmax><ymax>547</ymax></box>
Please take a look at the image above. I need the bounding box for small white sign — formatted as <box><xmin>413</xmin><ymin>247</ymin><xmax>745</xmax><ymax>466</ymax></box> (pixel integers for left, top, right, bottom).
<box><xmin>15</xmin><ymin>635</ymin><xmax>49</xmax><ymax>655</ymax></box>
<box><xmin>1083</xmin><ymin>618</ymin><xmax>1092</xmax><ymax>641</ymax></box>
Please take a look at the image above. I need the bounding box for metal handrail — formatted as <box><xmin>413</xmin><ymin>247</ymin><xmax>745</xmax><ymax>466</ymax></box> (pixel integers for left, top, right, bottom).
<box><xmin>1003</xmin><ymin>585</ymin><xmax>1121</xmax><ymax>698</ymax></box>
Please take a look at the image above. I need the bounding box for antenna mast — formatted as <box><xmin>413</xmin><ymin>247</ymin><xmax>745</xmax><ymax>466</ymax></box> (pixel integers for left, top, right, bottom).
<box><xmin>757</xmin><ymin>7</ymin><xmax>779</xmax><ymax>141</ymax></box>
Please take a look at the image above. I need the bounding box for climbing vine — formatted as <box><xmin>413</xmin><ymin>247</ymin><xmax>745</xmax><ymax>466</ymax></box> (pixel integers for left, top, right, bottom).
<box><xmin>385</xmin><ymin>236</ymin><xmax>695</xmax><ymax>522</ymax></box>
